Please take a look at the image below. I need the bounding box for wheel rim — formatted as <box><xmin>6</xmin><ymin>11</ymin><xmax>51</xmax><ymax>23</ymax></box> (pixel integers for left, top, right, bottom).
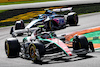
<box><xmin>5</xmin><ymin>42</ymin><xmax>9</xmax><ymax>56</ymax></box>
<box><xmin>29</xmin><ymin>46</ymin><xmax>36</xmax><ymax>61</ymax></box>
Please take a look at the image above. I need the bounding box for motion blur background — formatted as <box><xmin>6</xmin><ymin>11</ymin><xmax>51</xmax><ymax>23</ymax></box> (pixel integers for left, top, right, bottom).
<box><xmin>0</xmin><ymin>0</ymin><xmax>56</xmax><ymax>3</ymax></box>
<box><xmin>0</xmin><ymin>0</ymin><xmax>32</xmax><ymax>3</ymax></box>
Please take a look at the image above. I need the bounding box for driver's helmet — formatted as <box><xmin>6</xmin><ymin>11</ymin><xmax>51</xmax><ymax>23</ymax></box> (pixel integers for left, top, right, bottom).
<box><xmin>45</xmin><ymin>9</ymin><xmax>52</xmax><ymax>14</ymax></box>
<box><xmin>38</xmin><ymin>14</ymin><xmax>47</xmax><ymax>20</ymax></box>
<box><xmin>41</xmin><ymin>32</ymin><xmax>51</xmax><ymax>39</ymax></box>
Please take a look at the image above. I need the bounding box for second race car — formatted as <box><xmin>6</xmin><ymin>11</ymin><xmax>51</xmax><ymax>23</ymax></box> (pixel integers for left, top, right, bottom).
<box><xmin>15</xmin><ymin>7</ymin><xmax>78</xmax><ymax>31</ymax></box>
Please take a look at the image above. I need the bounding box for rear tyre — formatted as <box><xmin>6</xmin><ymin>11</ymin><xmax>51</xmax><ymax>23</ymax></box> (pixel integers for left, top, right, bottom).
<box><xmin>78</xmin><ymin>35</ymin><xmax>89</xmax><ymax>50</ymax></box>
<box><xmin>88</xmin><ymin>41</ymin><xmax>95</xmax><ymax>52</ymax></box>
<box><xmin>5</xmin><ymin>38</ymin><xmax>20</xmax><ymax>58</ymax></box>
<box><xmin>73</xmin><ymin>35</ymin><xmax>89</xmax><ymax>56</ymax></box>
<box><xmin>67</xmin><ymin>12</ymin><xmax>78</xmax><ymax>26</ymax></box>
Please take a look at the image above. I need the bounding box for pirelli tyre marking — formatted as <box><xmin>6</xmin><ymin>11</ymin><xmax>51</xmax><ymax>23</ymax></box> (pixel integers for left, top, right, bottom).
<box><xmin>5</xmin><ymin>41</ymin><xmax>10</xmax><ymax>56</ymax></box>
<box><xmin>49</xmin><ymin>20</ymin><xmax>52</xmax><ymax>30</ymax></box>
<box><xmin>79</xmin><ymin>42</ymin><xmax>81</xmax><ymax>48</ymax></box>
<box><xmin>74</xmin><ymin>14</ymin><xmax>77</xmax><ymax>25</ymax></box>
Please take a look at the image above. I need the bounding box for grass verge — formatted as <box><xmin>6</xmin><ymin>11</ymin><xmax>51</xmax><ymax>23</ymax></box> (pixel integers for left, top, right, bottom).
<box><xmin>0</xmin><ymin>10</ymin><xmax>8</xmax><ymax>13</ymax></box>
<box><xmin>65</xmin><ymin>26</ymin><xmax>100</xmax><ymax>48</ymax></box>
<box><xmin>0</xmin><ymin>3</ymin><xmax>100</xmax><ymax>27</ymax></box>
<box><xmin>0</xmin><ymin>0</ymin><xmax>58</xmax><ymax>5</ymax></box>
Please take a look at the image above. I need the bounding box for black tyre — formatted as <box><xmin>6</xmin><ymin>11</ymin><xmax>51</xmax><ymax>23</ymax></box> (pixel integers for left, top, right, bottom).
<box><xmin>15</xmin><ymin>20</ymin><xmax>25</xmax><ymax>36</ymax></box>
<box><xmin>45</xmin><ymin>21</ymin><xmax>54</xmax><ymax>31</ymax></box>
<box><xmin>67</xmin><ymin>12</ymin><xmax>78</xmax><ymax>26</ymax></box>
<box><xmin>15</xmin><ymin>20</ymin><xmax>25</xmax><ymax>30</ymax></box>
<box><xmin>78</xmin><ymin>35</ymin><xmax>89</xmax><ymax>50</ymax></box>
<box><xmin>44</xmin><ymin>20</ymin><xmax>59</xmax><ymax>31</ymax></box>
<box><xmin>29</xmin><ymin>43</ymin><xmax>45</xmax><ymax>63</ymax></box>
<box><xmin>88</xmin><ymin>41</ymin><xmax>95</xmax><ymax>52</ymax></box>
<box><xmin>5</xmin><ymin>38</ymin><xmax>20</xmax><ymax>58</ymax></box>
<box><xmin>73</xmin><ymin>35</ymin><xmax>89</xmax><ymax>56</ymax></box>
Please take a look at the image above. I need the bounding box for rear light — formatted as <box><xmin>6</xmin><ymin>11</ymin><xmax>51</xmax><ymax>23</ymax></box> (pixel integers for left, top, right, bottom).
<box><xmin>68</xmin><ymin>52</ymin><xmax>72</xmax><ymax>56</ymax></box>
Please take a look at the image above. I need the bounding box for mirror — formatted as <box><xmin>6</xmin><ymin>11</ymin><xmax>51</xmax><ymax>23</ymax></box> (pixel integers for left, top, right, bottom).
<box><xmin>10</xmin><ymin>27</ymin><xmax>14</xmax><ymax>34</ymax></box>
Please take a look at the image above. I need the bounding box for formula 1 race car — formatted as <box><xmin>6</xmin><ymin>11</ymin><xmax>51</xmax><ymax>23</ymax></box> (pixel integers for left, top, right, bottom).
<box><xmin>15</xmin><ymin>7</ymin><xmax>78</xmax><ymax>31</ymax></box>
<box><xmin>5</xmin><ymin>27</ymin><xmax>94</xmax><ymax>64</ymax></box>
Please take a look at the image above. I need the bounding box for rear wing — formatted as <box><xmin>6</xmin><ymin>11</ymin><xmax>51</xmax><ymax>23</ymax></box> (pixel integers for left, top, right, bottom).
<box><xmin>53</xmin><ymin>7</ymin><xmax>72</xmax><ymax>12</ymax></box>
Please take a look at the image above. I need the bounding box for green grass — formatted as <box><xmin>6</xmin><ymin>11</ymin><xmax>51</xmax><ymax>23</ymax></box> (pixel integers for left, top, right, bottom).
<box><xmin>0</xmin><ymin>10</ymin><xmax>8</xmax><ymax>13</ymax></box>
<box><xmin>73</xmin><ymin>3</ymin><xmax>100</xmax><ymax>15</ymax></box>
<box><xmin>0</xmin><ymin>0</ymin><xmax>58</xmax><ymax>5</ymax></box>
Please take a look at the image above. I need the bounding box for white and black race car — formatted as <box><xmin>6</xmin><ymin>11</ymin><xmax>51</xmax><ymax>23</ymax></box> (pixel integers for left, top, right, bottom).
<box><xmin>15</xmin><ymin>7</ymin><xmax>78</xmax><ymax>31</ymax></box>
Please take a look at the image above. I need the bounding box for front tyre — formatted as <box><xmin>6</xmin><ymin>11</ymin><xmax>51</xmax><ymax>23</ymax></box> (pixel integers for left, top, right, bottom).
<box><xmin>29</xmin><ymin>44</ymin><xmax>39</xmax><ymax>62</ymax></box>
<box><xmin>44</xmin><ymin>20</ymin><xmax>56</xmax><ymax>31</ymax></box>
<box><xmin>5</xmin><ymin>38</ymin><xmax>20</xmax><ymax>58</ymax></box>
<box><xmin>29</xmin><ymin>43</ymin><xmax>45</xmax><ymax>63</ymax></box>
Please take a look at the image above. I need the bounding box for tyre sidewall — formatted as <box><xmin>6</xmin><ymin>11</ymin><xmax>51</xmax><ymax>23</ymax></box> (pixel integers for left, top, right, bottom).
<box><xmin>67</xmin><ymin>12</ymin><xmax>78</xmax><ymax>26</ymax></box>
<box><xmin>5</xmin><ymin>38</ymin><xmax>20</xmax><ymax>57</ymax></box>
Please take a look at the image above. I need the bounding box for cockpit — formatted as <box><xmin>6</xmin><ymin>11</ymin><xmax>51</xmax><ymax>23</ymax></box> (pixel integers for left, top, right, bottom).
<box><xmin>38</xmin><ymin>14</ymin><xmax>47</xmax><ymax>19</ymax></box>
<box><xmin>40</xmin><ymin>32</ymin><xmax>52</xmax><ymax>39</ymax></box>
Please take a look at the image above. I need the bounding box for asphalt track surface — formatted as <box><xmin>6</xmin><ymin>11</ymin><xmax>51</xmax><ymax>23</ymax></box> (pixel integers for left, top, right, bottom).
<box><xmin>0</xmin><ymin>0</ymin><xmax>100</xmax><ymax>10</ymax></box>
<box><xmin>1</xmin><ymin>12</ymin><xmax>100</xmax><ymax>67</ymax></box>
